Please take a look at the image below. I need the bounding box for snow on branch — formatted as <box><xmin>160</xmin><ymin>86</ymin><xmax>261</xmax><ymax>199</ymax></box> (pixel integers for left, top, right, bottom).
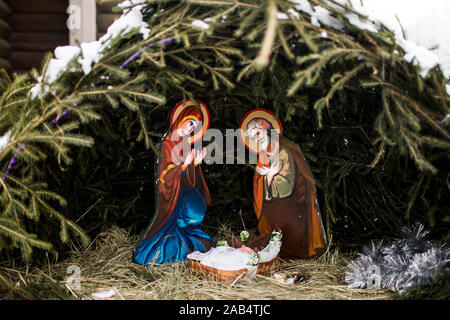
<box><xmin>30</xmin><ymin>3</ymin><xmax>150</xmax><ymax>99</ymax></box>
<box><xmin>288</xmin><ymin>0</ymin><xmax>441</xmax><ymax>78</ymax></box>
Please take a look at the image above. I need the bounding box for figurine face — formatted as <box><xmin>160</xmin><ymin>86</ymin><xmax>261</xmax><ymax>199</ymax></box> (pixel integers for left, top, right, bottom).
<box><xmin>247</xmin><ymin>121</ymin><xmax>269</xmax><ymax>151</ymax></box>
<box><xmin>180</xmin><ymin>119</ymin><xmax>198</xmax><ymax>136</ymax></box>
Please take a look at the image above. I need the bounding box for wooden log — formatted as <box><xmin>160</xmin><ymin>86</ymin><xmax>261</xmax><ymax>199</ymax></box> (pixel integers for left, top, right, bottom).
<box><xmin>9</xmin><ymin>13</ymin><xmax>68</xmax><ymax>33</ymax></box>
<box><xmin>0</xmin><ymin>1</ymin><xmax>11</xmax><ymax>73</ymax></box>
<box><xmin>0</xmin><ymin>17</ymin><xmax>10</xmax><ymax>39</ymax></box>
<box><xmin>0</xmin><ymin>56</ymin><xmax>11</xmax><ymax>71</ymax></box>
<box><xmin>10</xmin><ymin>32</ymin><xmax>68</xmax><ymax>52</ymax></box>
<box><xmin>7</xmin><ymin>0</ymin><xmax>68</xmax><ymax>13</ymax></box>
<box><xmin>0</xmin><ymin>0</ymin><xmax>12</xmax><ymax>19</ymax></box>
<box><xmin>97</xmin><ymin>13</ymin><xmax>118</xmax><ymax>34</ymax></box>
<box><xmin>97</xmin><ymin>0</ymin><xmax>122</xmax><ymax>14</ymax></box>
<box><xmin>0</xmin><ymin>37</ymin><xmax>11</xmax><ymax>58</ymax></box>
<box><xmin>10</xmin><ymin>51</ymin><xmax>48</xmax><ymax>70</ymax></box>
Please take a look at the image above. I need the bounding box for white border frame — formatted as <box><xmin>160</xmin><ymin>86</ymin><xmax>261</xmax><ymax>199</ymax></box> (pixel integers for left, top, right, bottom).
<box><xmin>68</xmin><ymin>0</ymin><xmax>97</xmax><ymax>45</ymax></box>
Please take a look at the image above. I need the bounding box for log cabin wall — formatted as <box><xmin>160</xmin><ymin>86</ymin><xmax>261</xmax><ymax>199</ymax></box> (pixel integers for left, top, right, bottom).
<box><xmin>0</xmin><ymin>0</ymin><xmax>12</xmax><ymax>72</ymax></box>
<box><xmin>7</xmin><ymin>0</ymin><xmax>69</xmax><ymax>74</ymax></box>
<box><xmin>0</xmin><ymin>1</ymin><xmax>122</xmax><ymax>75</ymax></box>
<box><xmin>97</xmin><ymin>0</ymin><xmax>121</xmax><ymax>39</ymax></box>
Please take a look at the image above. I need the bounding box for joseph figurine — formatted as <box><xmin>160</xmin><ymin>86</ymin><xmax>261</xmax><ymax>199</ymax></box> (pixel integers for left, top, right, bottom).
<box><xmin>241</xmin><ymin>109</ymin><xmax>327</xmax><ymax>258</ymax></box>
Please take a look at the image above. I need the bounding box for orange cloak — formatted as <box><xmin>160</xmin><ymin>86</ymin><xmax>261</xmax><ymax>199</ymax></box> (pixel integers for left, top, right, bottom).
<box><xmin>253</xmin><ymin>136</ymin><xmax>327</xmax><ymax>258</ymax></box>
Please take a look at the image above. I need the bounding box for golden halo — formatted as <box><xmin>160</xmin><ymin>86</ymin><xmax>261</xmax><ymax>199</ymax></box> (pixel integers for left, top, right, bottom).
<box><xmin>170</xmin><ymin>99</ymin><xmax>210</xmax><ymax>145</ymax></box>
<box><xmin>238</xmin><ymin>108</ymin><xmax>283</xmax><ymax>154</ymax></box>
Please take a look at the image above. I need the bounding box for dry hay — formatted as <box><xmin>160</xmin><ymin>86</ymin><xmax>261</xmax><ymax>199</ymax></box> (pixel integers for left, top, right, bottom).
<box><xmin>0</xmin><ymin>225</ymin><xmax>393</xmax><ymax>300</ymax></box>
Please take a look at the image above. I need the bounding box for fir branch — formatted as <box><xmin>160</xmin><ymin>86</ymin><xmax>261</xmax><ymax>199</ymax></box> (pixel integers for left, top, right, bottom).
<box><xmin>24</xmin><ymin>134</ymin><xmax>94</xmax><ymax>148</ymax></box>
<box><xmin>253</xmin><ymin>0</ymin><xmax>278</xmax><ymax>71</ymax></box>
<box><xmin>187</xmin><ymin>0</ymin><xmax>258</xmax><ymax>8</ymax></box>
<box><xmin>314</xmin><ymin>62</ymin><xmax>368</xmax><ymax>126</ymax></box>
<box><xmin>123</xmin><ymin>90</ymin><xmax>166</xmax><ymax>105</ymax></box>
<box><xmin>34</xmin><ymin>196</ymin><xmax>89</xmax><ymax>246</ymax></box>
<box><xmin>0</xmin><ymin>218</ymin><xmax>52</xmax><ymax>254</ymax></box>
<box><xmin>390</xmin><ymin>90</ymin><xmax>450</xmax><ymax>140</ymax></box>
<box><xmin>98</xmin><ymin>63</ymin><xmax>130</xmax><ymax>80</ymax></box>
<box><xmin>290</xmin><ymin>18</ymin><xmax>319</xmax><ymax>53</ymax></box>
<box><xmin>120</xmin><ymin>95</ymin><xmax>140</xmax><ymax>111</ymax></box>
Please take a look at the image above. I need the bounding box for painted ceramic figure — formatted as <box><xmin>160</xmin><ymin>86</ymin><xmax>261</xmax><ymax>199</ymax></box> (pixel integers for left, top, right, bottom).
<box><xmin>134</xmin><ymin>99</ymin><xmax>215</xmax><ymax>265</ymax></box>
<box><xmin>239</xmin><ymin>108</ymin><xmax>327</xmax><ymax>258</ymax></box>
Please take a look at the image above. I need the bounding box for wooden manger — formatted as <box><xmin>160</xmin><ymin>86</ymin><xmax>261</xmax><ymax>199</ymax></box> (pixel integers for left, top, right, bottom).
<box><xmin>188</xmin><ymin>257</ymin><xmax>280</xmax><ymax>282</ymax></box>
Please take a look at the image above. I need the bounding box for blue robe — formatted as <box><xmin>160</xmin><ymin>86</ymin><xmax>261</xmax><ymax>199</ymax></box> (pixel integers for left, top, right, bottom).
<box><xmin>134</xmin><ymin>187</ymin><xmax>214</xmax><ymax>265</ymax></box>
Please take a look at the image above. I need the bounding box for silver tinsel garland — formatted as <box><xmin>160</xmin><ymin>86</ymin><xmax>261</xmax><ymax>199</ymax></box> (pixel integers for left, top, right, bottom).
<box><xmin>344</xmin><ymin>224</ymin><xmax>449</xmax><ymax>294</ymax></box>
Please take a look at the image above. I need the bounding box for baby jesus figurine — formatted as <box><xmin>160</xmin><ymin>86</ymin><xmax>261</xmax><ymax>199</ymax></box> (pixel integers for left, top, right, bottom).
<box><xmin>236</xmin><ymin>246</ymin><xmax>254</xmax><ymax>254</ymax></box>
<box><xmin>187</xmin><ymin>231</ymin><xmax>282</xmax><ymax>274</ymax></box>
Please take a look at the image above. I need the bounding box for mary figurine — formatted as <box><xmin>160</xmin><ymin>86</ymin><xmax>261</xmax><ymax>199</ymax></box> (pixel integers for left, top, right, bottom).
<box><xmin>134</xmin><ymin>99</ymin><xmax>215</xmax><ymax>265</ymax></box>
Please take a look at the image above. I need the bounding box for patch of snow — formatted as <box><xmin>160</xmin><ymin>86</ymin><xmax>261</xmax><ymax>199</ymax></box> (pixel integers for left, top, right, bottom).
<box><xmin>312</xmin><ymin>6</ymin><xmax>344</xmax><ymax>31</ymax></box>
<box><xmin>91</xmin><ymin>289</ymin><xmax>117</xmax><ymax>299</ymax></box>
<box><xmin>290</xmin><ymin>0</ymin><xmax>444</xmax><ymax>78</ymax></box>
<box><xmin>400</xmin><ymin>39</ymin><xmax>440</xmax><ymax>78</ymax></box>
<box><xmin>44</xmin><ymin>46</ymin><xmax>81</xmax><ymax>86</ymax></box>
<box><xmin>330</xmin><ymin>0</ymin><xmax>446</xmax><ymax>77</ymax></box>
<box><xmin>0</xmin><ymin>130</ymin><xmax>11</xmax><ymax>151</ymax></box>
<box><xmin>345</xmin><ymin>13</ymin><xmax>378</xmax><ymax>33</ymax></box>
<box><xmin>30</xmin><ymin>4</ymin><xmax>150</xmax><ymax>99</ymax></box>
<box><xmin>289</xmin><ymin>1</ymin><xmax>344</xmax><ymax>30</ymax></box>
<box><xmin>30</xmin><ymin>82</ymin><xmax>42</xmax><ymax>100</ymax></box>
<box><xmin>277</xmin><ymin>12</ymin><xmax>289</xmax><ymax>20</ymax></box>
<box><xmin>290</xmin><ymin>0</ymin><xmax>314</xmax><ymax>15</ymax></box>
<box><xmin>440</xmin><ymin>113</ymin><xmax>450</xmax><ymax>123</ymax></box>
<box><xmin>287</xmin><ymin>8</ymin><xmax>300</xmax><ymax>19</ymax></box>
<box><xmin>192</xmin><ymin>20</ymin><xmax>210</xmax><ymax>30</ymax></box>
<box><xmin>78</xmin><ymin>41</ymin><xmax>103</xmax><ymax>75</ymax></box>
<box><xmin>79</xmin><ymin>5</ymin><xmax>150</xmax><ymax>75</ymax></box>
<box><xmin>100</xmin><ymin>5</ymin><xmax>150</xmax><ymax>49</ymax></box>
<box><xmin>311</xmin><ymin>15</ymin><xmax>320</xmax><ymax>28</ymax></box>
<box><xmin>118</xmin><ymin>0</ymin><xmax>147</xmax><ymax>13</ymax></box>
<box><xmin>30</xmin><ymin>76</ymin><xmax>50</xmax><ymax>100</ymax></box>
<box><xmin>118</xmin><ymin>0</ymin><xmax>146</xmax><ymax>6</ymax></box>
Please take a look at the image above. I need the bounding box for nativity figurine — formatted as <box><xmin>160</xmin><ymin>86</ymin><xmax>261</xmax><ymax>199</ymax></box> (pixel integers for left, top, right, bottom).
<box><xmin>239</xmin><ymin>108</ymin><xmax>327</xmax><ymax>258</ymax></box>
<box><xmin>134</xmin><ymin>99</ymin><xmax>215</xmax><ymax>265</ymax></box>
